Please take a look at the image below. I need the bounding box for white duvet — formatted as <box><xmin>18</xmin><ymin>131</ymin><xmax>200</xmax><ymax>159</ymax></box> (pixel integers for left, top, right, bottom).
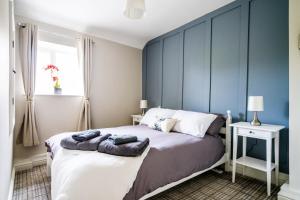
<box><xmin>51</xmin><ymin>146</ymin><xmax>150</xmax><ymax>200</ymax></box>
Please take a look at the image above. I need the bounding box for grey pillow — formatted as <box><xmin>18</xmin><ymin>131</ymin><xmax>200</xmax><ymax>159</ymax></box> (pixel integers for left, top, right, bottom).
<box><xmin>206</xmin><ymin>115</ymin><xmax>226</xmax><ymax>136</ymax></box>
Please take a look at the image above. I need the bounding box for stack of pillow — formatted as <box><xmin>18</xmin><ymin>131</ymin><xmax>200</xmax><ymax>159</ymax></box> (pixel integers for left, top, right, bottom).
<box><xmin>139</xmin><ymin>108</ymin><xmax>225</xmax><ymax>138</ymax></box>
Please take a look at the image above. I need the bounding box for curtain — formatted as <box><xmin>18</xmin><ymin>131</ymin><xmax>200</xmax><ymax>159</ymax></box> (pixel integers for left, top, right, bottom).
<box><xmin>19</xmin><ymin>24</ymin><xmax>40</xmax><ymax>146</ymax></box>
<box><xmin>77</xmin><ymin>36</ymin><xmax>93</xmax><ymax>131</ymax></box>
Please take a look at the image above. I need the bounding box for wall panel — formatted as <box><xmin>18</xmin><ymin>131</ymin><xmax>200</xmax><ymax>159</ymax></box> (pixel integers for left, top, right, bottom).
<box><xmin>145</xmin><ymin>41</ymin><xmax>162</xmax><ymax>107</ymax></box>
<box><xmin>210</xmin><ymin>7</ymin><xmax>242</xmax><ymax>119</ymax></box>
<box><xmin>162</xmin><ymin>33</ymin><xmax>183</xmax><ymax>109</ymax></box>
<box><xmin>183</xmin><ymin>22</ymin><xmax>209</xmax><ymax>112</ymax></box>
<box><xmin>247</xmin><ymin>0</ymin><xmax>289</xmax><ymax>172</ymax></box>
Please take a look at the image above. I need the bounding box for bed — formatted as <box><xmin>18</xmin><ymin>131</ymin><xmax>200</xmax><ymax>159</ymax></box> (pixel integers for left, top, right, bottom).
<box><xmin>45</xmin><ymin>110</ymin><xmax>232</xmax><ymax>200</ymax></box>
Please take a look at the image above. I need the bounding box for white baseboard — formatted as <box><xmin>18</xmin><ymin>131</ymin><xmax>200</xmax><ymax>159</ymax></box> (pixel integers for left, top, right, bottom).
<box><xmin>7</xmin><ymin>167</ymin><xmax>15</xmax><ymax>200</ymax></box>
<box><xmin>14</xmin><ymin>153</ymin><xmax>47</xmax><ymax>172</ymax></box>
<box><xmin>278</xmin><ymin>183</ymin><xmax>300</xmax><ymax>200</ymax></box>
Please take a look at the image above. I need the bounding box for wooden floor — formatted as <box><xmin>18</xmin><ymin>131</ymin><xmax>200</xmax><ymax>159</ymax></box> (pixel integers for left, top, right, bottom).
<box><xmin>13</xmin><ymin>165</ymin><xmax>280</xmax><ymax>200</ymax></box>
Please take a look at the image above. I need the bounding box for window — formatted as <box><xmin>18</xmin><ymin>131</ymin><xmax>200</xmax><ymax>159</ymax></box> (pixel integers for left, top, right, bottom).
<box><xmin>36</xmin><ymin>40</ymin><xmax>83</xmax><ymax>95</ymax></box>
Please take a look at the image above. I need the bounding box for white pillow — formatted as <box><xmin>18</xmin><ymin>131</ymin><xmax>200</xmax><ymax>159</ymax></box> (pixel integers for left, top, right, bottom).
<box><xmin>140</xmin><ymin>108</ymin><xmax>176</xmax><ymax>127</ymax></box>
<box><xmin>152</xmin><ymin>118</ymin><xmax>177</xmax><ymax>133</ymax></box>
<box><xmin>172</xmin><ymin>110</ymin><xmax>217</xmax><ymax>138</ymax></box>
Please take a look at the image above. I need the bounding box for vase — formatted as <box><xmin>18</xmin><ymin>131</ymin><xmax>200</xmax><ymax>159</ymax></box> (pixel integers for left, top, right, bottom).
<box><xmin>54</xmin><ymin>87</ymin><xmax>62</xmax><ymax>95</ymax></box>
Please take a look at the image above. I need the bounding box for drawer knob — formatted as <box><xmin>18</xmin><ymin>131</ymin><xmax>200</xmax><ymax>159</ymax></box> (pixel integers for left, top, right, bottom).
<box><xmin>249</xmin><ymin>131</ymin><xmax>253</xmax><ymax>134</ymax></box>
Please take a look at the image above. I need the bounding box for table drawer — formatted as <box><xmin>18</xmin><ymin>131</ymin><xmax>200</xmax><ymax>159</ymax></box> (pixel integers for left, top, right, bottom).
<box><xmin>136</xmin><ymin>116</ymin><xmax>142</xmax><ymax>120</ymax></box>
<box><xmin>133</xmin><ymin>116</ymin><xmax>142</xmax><ymax>122</ymax></box>
<box><xmin>237</xmin><ymin>128</ymin><xmax>269</xmax><ymax>139</ymax></box>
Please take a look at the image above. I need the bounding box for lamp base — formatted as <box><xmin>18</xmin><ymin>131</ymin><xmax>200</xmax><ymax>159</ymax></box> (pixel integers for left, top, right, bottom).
<box><xmin>250</xmin><ymin>119</ymin><xmax>261</xmax><ymax>126</ymax></box>
<box><xmin>141</xmin><ymin>109</ymin><xmax>145</xmax><ymax>116</ymax></box>
<box><xmin>250</xmin><ymin>111</ymin><xmax>261</xmax><ymax>126</ymax></box>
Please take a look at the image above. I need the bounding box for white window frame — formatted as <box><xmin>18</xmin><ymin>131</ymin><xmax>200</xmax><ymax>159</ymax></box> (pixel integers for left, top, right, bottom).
<box><xmin>35</xmin><ymin>31</ymin><xmax>83</xmax><ymax>96</ymax></box>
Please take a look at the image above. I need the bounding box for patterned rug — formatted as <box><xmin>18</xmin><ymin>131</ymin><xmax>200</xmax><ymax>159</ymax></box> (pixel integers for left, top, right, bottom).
<box><xmin>13</xmin><ymin>165</ymin><xmax>280</xmax><ymax>200</ymax></box>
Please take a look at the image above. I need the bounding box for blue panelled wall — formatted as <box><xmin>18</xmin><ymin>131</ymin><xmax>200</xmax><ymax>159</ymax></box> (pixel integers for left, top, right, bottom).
<box><xmin>142</xmin><ymin>0</ymin><xmax>289</xmax><ymax>173</ymax></box>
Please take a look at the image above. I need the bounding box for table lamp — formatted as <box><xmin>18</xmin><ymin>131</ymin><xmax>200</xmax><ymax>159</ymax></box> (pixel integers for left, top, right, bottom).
<box><xmin>140</xmin><ymin>100</ymin><xmax>148</xmax><ymax>116</ymax></box>
<box><xmin>248</xmin><ymin>96</ymin><xmax>264</xmax><ymax>126</ymax></box>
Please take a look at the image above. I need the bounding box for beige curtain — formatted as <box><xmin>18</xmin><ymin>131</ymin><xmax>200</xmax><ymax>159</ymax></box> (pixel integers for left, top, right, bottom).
<box><xmin>19</xmin><ymin>24</ymin><xmax>40</xmax><ymax>146</ymax></box>
<box><xmin>77</xmin><ymin>36</ymin><xmax>93</xmax><ymax>131</ymax></box>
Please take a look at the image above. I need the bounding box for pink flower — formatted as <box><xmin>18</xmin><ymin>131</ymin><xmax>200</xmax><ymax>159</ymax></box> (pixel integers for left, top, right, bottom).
<box><xmin>45</xmin><ymin>64</ymin><xmax>60</xmax><ymax>83</ymax></box>
<box><xmin>45</xmin><ymin>64</ymin><xmax>59</xmax><ymax>71</ymax></box>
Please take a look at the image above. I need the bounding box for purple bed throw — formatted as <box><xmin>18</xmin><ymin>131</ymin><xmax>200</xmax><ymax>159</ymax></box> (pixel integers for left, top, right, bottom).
<box><xmin>45</xmin><ymin>125</ymin><xmax>225</xmax><ymax>200</ymax></box>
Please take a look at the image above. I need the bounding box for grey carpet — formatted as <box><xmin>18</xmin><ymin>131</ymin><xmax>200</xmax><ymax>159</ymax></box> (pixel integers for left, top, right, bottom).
<box><xmin>13</xmin><ymin>165</ymin><xmax>280</xmax><ymax>200</ymax></box>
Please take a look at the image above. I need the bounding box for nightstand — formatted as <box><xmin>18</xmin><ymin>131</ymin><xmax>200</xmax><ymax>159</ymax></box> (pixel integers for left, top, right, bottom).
<box><xmin>230</xmin><ymin>122</ymin><xmax>284</xmax><ymax>196</ymax></box>
<box><xmin>131</xmin><ymin>115</ymin><xmax>143</xmax><ymax>125</ymax></box>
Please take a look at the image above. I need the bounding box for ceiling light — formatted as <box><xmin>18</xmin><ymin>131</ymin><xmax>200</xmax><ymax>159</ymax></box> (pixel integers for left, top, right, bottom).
<box><xmin>124</xmin><ymin>0</ymin><xmax>145</xmax><ymax>19</ymax></box>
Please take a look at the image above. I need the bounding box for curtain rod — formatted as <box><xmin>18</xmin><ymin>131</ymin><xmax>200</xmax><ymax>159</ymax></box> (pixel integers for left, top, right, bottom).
<box><xmin>16</xmin><ymin>22</ymin><xmax>95</xmax><ymax>44</ymax></box>
<box><xmin>38</xmin><ymin>29</ymin><xmax>95</xmax><ymax>44</ymax></box>
<box><xmin>17</xmin><ymin>22</ymin><xmax>26</xmax><ymax>28</ymax></box>
<box><xmin>39</xmin><ymin>28</ymin><xmax>81</xmax><ymax>40</ymax></box>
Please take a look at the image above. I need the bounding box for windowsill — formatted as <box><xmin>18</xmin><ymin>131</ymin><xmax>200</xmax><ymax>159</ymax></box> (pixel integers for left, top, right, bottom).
<box><xmin>35</xmin><ymin>94</ymin><xmax>83</xmax><ymax>97</ymax></box>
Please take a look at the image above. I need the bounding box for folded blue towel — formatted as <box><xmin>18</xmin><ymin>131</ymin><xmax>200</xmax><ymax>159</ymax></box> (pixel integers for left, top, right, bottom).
<box><xmin>98</xmin><ymin>137</ymin><xmax>149</xmax><ymax>157</ymax></box>
<box><xmin>108</xmin><ymin>135</ymin><xmax>138</xmax><ymax>145</ymax></box>
<box><xmin>72</xmin><ymin>130</ymin><xmax>100</xmax><ymax>142</ymax></box>
<box><xmin>61</xmin><ymin>133</ymin><xmax>111</xmax><ymax>151</ymax></box>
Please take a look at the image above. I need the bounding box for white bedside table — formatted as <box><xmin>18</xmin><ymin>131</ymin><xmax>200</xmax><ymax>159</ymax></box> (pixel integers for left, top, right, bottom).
<box><xmin>230</xmin><ymin>122</ymin><xmax>284</xmax><ymax>196</ymax></box>
<box><xmin>131</xmin><ymin>115</ymin><xmax>143</xmax><ymax>125</ymax></box>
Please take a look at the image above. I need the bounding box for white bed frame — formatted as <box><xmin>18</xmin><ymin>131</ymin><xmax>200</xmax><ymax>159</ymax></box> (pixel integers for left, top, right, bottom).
<box><xmin>46</xmin><ymin>110</ymin><xmax>233</xmax><ymax>199</ymax></box>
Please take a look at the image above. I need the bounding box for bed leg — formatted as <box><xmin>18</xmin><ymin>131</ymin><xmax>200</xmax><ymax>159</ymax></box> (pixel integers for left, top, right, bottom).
<box><xmin>46</xmin><ymin>153</ymin><xmax>52</xmax><ymax>177</ymax></box>
<box><xmin>225</xmin><ymin>110</ymin><xmax>232</xmax><ymax>172</ymax></box>
<box><xmin>225</xmin><ymin>155</ymin><xmax>232</xmax><ymax>172</ymax></box>
<box><xmin>212</xmin><ymin>168</ymin><xmax>224</xmax><ymax>174</ymax></box>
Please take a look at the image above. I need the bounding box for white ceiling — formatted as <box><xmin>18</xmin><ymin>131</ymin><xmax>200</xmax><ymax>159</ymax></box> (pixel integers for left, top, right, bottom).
<box><xmin>15</xmin><ymin>0</ymin><xmax>234</xmax><ymax>49</ymax></box>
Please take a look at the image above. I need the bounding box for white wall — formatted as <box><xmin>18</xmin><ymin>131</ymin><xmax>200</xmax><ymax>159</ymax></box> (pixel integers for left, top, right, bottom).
<box><xmin>90</xmin><ymin>38</ymin><xmax>142</xmax><ymax>128</ymax></box>
<box><xmin>14</xmin><ymin>16</ymin><xmax>142</xmax><ymax>159</ymax></box>
<box><xmin>0</xmin><ymin>0</ymin><xmax>14</xmax><ymax>199</ymax></box>
<box><xmin>279</xmin><ymin>0</ymin><xmax>300</xmax><ymax>199</ymax></box>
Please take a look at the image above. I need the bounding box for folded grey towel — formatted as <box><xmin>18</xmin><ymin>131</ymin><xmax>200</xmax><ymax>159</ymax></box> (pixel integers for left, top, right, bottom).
<box><xmin>108</xmin><ymin>135</ymin><xmax>138</xmax><ymax>145</ymax></box>
<box><xmin>72</xmin><ymin>130</ymin><xmax>101</xmax><ymax>142</ymax></box>
<box><xmin>98</xmin><ymin>137</ymin><xmax>149</xmax><ymax>157</ymax></box>
<box><xmin>78</xmin><ymin>134</ymin><xmax>111</xmax><ymax>151</ymax></box>
<box><xmin>61</xmin><ymin>136</ymin><xmax>80</xmax><ymax>150</ymax></box>
<box><xmin>61</xmin><ymin>134</ymin><xmax>111</xmax><ymax>151</ymax></box>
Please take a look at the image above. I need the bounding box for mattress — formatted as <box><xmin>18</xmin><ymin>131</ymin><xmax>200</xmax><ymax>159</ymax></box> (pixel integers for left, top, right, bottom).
<box><xmin>45</xmin><ymin>125</ymin><xmax>225</xmax><ymax>200</ymax></box>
